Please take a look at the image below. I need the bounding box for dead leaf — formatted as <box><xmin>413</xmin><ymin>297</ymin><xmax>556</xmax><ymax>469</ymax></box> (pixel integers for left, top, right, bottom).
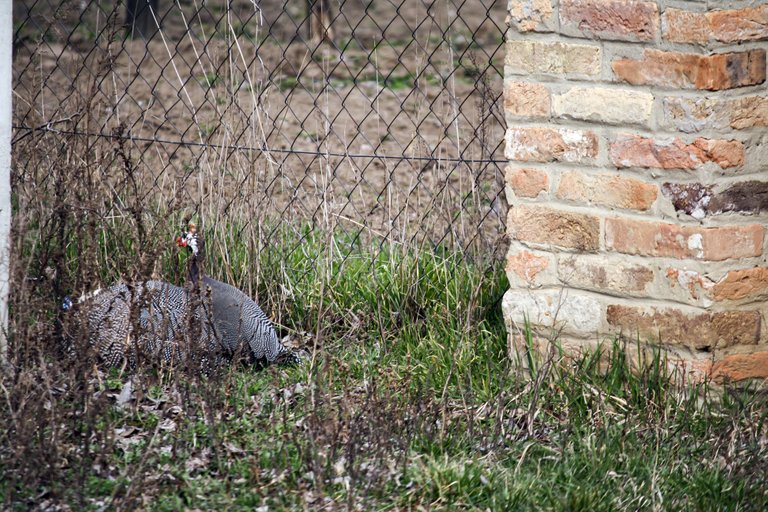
<box><xmin>116</xmin><ymin>379</ymin><xmax>133</xmax><ymax>407</ymax></box>
<box><xmin>224</xmin><ymin>442</ymin><xmax>246</xmax><ymax>454</ymax></box>
<box><xmin>158</xmin><ymin>418</ymin><xmax>177</xmax><ymax>432</ymax></box>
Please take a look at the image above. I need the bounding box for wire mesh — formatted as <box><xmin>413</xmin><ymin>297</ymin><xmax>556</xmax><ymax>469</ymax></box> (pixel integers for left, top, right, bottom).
<box><xmin>11</xmin><ymin>0</ymin><xmax>508</xmax><ymax>318</ymax></box>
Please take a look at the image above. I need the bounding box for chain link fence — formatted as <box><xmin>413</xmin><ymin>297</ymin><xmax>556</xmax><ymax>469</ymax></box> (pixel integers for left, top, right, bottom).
<box><xmin>11</xmin><ymin>0</ymin><xmax>507</xmax><ymax>325</ymax></box>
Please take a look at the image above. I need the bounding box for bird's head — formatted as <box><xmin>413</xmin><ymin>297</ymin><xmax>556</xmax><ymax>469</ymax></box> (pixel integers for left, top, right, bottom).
<box><xmin>176</xmin><ymin>222</ymin><xmax>200</xmax><ymax>257</ymax></box>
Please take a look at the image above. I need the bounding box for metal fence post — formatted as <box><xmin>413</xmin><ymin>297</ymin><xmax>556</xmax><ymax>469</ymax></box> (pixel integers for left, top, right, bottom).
<box><xmin>0</xmin><ymin>0</ymin><xmax>10</xmax><ymax>366</ymax></box>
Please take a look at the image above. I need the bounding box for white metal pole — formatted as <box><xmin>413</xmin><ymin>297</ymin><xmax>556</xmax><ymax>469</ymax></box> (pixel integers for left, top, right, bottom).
<box><xmin>0</xmin><ymin>0</ymin><xmax>11</xmax><ymax>366</ymax></box>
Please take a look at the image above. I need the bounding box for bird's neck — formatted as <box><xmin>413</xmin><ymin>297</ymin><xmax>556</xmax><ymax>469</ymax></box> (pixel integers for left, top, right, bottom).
<box><xmin>188</xmin><ymin>254</ymin><xmax>202</xmax><ymax>287</ymax></box>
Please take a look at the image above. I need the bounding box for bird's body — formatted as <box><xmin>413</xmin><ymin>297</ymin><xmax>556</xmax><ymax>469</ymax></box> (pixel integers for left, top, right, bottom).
<box><xmin>200</xmin><ymin>276</ymin><xmax>284</xmax><ymax>362</ymax></box>
<box><xmin>66</xmin><ymin>225</ymin><xmax>294</xmax><ymax>368</ymax></box>
<box><xmin>67</xmin><ymin>280</ymin><xmax>214</xmax><ymax>367</ymax></box>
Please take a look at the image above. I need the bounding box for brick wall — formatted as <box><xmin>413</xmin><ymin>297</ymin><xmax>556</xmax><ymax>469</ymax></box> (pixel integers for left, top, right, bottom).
<box><xmin>503</xmin><ymin>0</ymin><xmax>768</xmax><ymax>383</ymax></box>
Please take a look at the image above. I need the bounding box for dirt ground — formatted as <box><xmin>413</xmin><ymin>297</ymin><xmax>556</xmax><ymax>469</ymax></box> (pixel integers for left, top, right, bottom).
<box><xmin>13</xmin><ymin>0</ymin><xmax>508</xmax><ymax>255</ymax></box>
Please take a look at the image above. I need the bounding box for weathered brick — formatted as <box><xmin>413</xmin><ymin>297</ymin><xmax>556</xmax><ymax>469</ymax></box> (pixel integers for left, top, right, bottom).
<box><xmin>663</xmin><ymin>95</ymin><xmax>768</xmax><ymax>133</ymax></box>
<box><xmin>626</xmin><ymin>346</ymin><xmax>713</xmax><ymax>384</ymax></box>
<box><xmin>607</xmin><ymin>305</ymin><xmax>761</xmax><ymax>350</ymax></box>
<box><xmin>506</xmin><ymin>249</ymin><xmax>551</xmax><ymax>285</ymax></box>
<box><xmin>506</xmin><ymin>127</ymin><xmax>598</xmax><ymax>163</ymax></box>
<box><xmin>662</xmin><ymin>9</ymin><xmax>709</xmax><ymax>45</ymax></box>
<box><xmin>506</xmin><ymin>166</ymin><xmax>548</xmax><ymax>198</ymax></box>
<box><xmin>725</xmin><ymin>96</ymin><xmax>768</xmax><ymax>130</ymax></box>
<box><xmin>693</xmin><ymin>225</ymin><xmax>765</xmax><ymax>261</ymax></box>
<box><xmin>612</xmin><ymin>49</ymin><xmax>766</xmax><ymax>91</ymax></box>
<box><xmin>709</xmin><ymin>181</ymin><xmax>768</xmax><ymax>215</ymax></box>
<box><xmin>663</xmin><ymin>6</ymin><xmax>768</xmax><ymax>44</ymax></box>
<box><xmin>605</xmin><ymin>218</ymin><xmax>764</xmax><ymax>261</ymax></box>
<box><xmin>560</xmin><ymin>0</ymin><xmax>659</xmax><ymax>42</ymax></box>
<box><xmin>664</xmin><ymin>268</ymin><xmax>714</xmax><ymax>304</ymax></box>
<box><xmin>692</xmin><ymin>138</ymin><xmax>746</xmax><ymax>168</ymax></box>
<box><xmin>556</xmin><ymin>171</ymin><xmax>657</xmax><ymax>211</ymax></box>
<box><xmin>662</xmin><ymin>181</ymin><xmax>768</xmax><ymax>219</ymax></box>
<box><xmin>671</xmin><ymin>358</ymin><xmax>713</xmax><ymax>385</ymax></box>
<box><xmin>504</xmin><ymin>81</ymin><xmax>550</xmax><ymax>119</ymax></box>
<box><xmin>552</xmin><ymin>87</ymin><xmax>653</xmax><ymax>127</ymax></box>
<box><xmin>712</xmin><ymin>267</ymin><xmax>768</xmax><ymax>302</ymax></box>
<box><xmin>707</xmin><ymin>6</ymin><xmax>768</xmax><ymax>44</ymax></box>
<box><xmin>609</xmin><ymin>135</ymin><xmax>744</xmax><ymax>170</ymax></box>
<box><xmin>505</xmin><ymin>40</ymin><xmax>601</xmax><ymax>77</ymax></box>
<box><xmin>712</xmin><ymin>352</ymin><xmax>768</xmax><ymax>383</ymax></box>
<box><xmin>503</xmin><ymin>288</ymin><xmax>603</xmax><ymax>336</ymax></box>
<box><xmin>508</xmin><ymin>205</ymin><xmax>600</xmax><ymax>251</ymax></box>
<box><xmin>748</xmin><ymin>133</ymin><xmax>768</xmax><ymax>171</ymax></box>
<box><xmin>508</xmin><ymin>0</ymin><xmax>556</xmax><ymax>32</ymax></box>
<box><xmin>721</xmin><ymin>96</ymin><xmax>764</xmax><ymax>130</ymax></box>
<box><xmin>697</xmin><ymin>50</ymin><xmax>767</xmax><ymax>90</ymax></box>
<box><xmin>559</xmin><ymin>254</ymin><xmax>653</xmax><ymax>295</ymax></box>
<box><xmin>661</xmin><ymin>183</ymin><xmax>713</xmax><ymax>220</ymax></box>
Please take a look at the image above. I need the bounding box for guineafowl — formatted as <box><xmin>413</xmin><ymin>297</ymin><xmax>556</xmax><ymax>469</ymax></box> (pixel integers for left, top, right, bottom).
<box><xmin>64</xmin><ymin>225</ymin><xmax>297</xmax><ymax>368</ymax></box>
<box><xmin>65</xmin><ymin>279</ymin><xmax>215</xmax><ymax>368</ymax></box>
<box><xmin>176</xmin><ymin>224</ymin><xmax>297</xmax><ymax>364</ymax></box>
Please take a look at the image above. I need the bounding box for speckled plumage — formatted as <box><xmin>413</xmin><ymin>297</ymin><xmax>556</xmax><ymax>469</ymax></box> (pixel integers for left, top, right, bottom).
<box><xmin>70</xmin><ymin>280</ymin><xmax>216</xmax><ymax>368</ymax></box>
<box><xmin>68</xmin><ymin>274</ymin><xmax>293</xmax><ymax>368</ymax></box>
<box><xmin>66</xmin><ymin>227</ymin><xmax>296</xmax><ymax>368</ymax></box>
<box><xmin>181</xmin><ymin>227</ymin><xmax>294</xmax><ymax>365</ymax></box>
<box><xmin>200</xmin><ymin>276</ymin><xmax>288</xmax><ymax>362</ymax></box>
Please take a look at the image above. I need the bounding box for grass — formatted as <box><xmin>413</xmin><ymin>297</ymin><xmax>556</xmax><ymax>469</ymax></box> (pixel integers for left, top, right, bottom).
<box><xmin>2</xmin><ymin>226</ymin><xmax>767</xmax><ymax>511</ymax></box>
<box><xmin>275</xmin><ymin>72</ymin><xmax>425</xmax><ymax>93</ymax></box>
<box><xmin>197</xmin><ymin>72</ymin><xmax>222</xmax><ymax>90</ymax></box>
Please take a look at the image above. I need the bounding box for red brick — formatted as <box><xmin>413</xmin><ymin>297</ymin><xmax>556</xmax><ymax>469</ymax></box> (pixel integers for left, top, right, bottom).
<box><xmin>506</xmin><ymin>167</ymin><xmax>548</xmax><ymax>198</ymax></box>
<box><xmin>664</xmin><ymin>6</ymin><xmax>768</xmax><ymax>45</ymax></box>
<box><xmin>712</xmin><ymin>352</ymin><xmax>768</xmax><ymax>383</ymax></box>
<box><xmin>663</xmin><ymin>96</ymin><xmax>768</xmax><ymax>132</ymax></box>
<box><xmin>504</xmin><ymin>81</ymin><xmax>550</xmax><ymax>118</ymax></box>
<box><xmin>611</xmin><ymin>136</ymin><xmax>702</xmax><ymax>169</ymax></box>
<box><xmin>560</xmin><ymin>0</ymin><xmax>659</xmax><ymax>42</ymax></box>
<box><xmin>662</xmin><ymin>9</ymin><xmax>710</xmax><ymax>45</ymax></box>
<box><xmin>700</xmin><ymin>226</ymin><xmax>765</xmax><ymax>262</ymax></box>
<box><xmin>699</xmin><ymin>50</ymin><xmax>767</xmax><ymax>90</ymax></box>
<box><xmin>609</xmin><ymin>135</ymin><xmax>744</xmax><ymax>170</ymax></box>
<box><xmin>508</xmin><ymin>205</ymin><xmax>599</xmax><ymax>251</ymax></box>
<box><xmin>612</xmin><ymin>49</ymin><xmax>766</xmax><ymax>91</ymax></box>
<box><xmin>556</xmin><ymin>171</ymin><xmax>657</xmax><ymax>211</ymax></box>
<box><xmin>708</xmin><ymin>6</ymin><xmax>768</xmax><ymax>44</ymax></box>
<box><xmin>506</xmin><ymin>127</ymin><xmax>598</xmax><ymax>163</ymax></box>
<box><xmin>506</xmin><ymin>250</ymin><xmax>550</xmax><ymax>284</ymax></box>
<box><xmin>605</xmin><ymin>218</ymin><xmax>764</xmax><ymax>261</ymax></box>
<box><xmin>712</xmin><ymin>267</ymin><xmax>768</xmax><ymax>302</ymax></box>
<box><xmin>607</xmin><ymin>305</ymin><xmax>761</xmax><ymax>350</ymax></box>
<box><xmin>691</xmin><ymin>139</ymin><xmax>745</xmax><ymax>168</ymax></box>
